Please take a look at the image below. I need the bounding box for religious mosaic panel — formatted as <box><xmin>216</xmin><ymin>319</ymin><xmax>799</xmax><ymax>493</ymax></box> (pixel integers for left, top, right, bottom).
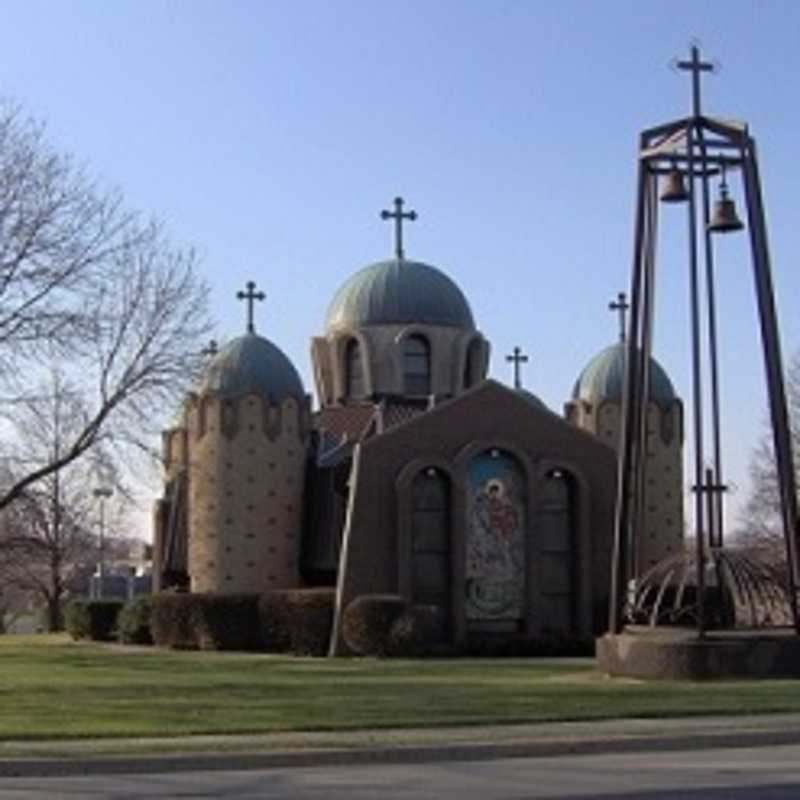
<box><xmin>465</xmin><ymin>450</ymin><xmax>526</xmax><ymax>620</ymax></box>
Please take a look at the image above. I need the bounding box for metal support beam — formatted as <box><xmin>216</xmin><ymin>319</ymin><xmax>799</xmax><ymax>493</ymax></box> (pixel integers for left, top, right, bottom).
<box><xmin>740</xmin><ymin>138</ymin><xmax>800</xmax><ymax>631</ymax></box>
<box><xmin>609</xmin><ymin>155</ymin><xmax>649</xmax><ymax>634</ymax></box>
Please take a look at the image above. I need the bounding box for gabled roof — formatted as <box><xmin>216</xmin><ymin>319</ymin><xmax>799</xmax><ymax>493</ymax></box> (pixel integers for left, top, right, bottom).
<box><xmin>357</xmin><ymin>379</ymin><xmax>615</xmax><ymax>458</ymax></box>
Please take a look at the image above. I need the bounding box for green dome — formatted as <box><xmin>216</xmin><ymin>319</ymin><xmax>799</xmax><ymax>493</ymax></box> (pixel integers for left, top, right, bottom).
<box><xmin>201</xmin><ymin>333</ymin><xmax>304</xmax><ymax>401</ymax></box>
<box><xmin>326</xmin><ymin>259</ymin><xmax>475</xmax><ymax>332</ymax></box>
<box><xmin>572</xmin><ymin>343</ymin><xmax>676</xmax><ymax>407</ymax></box>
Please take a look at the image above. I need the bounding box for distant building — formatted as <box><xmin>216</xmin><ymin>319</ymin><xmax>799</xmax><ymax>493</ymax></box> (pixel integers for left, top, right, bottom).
<box><xmin>88</xmin><ymin>539</ymin><xmax>153</xmax><ymax>600</ymax></box>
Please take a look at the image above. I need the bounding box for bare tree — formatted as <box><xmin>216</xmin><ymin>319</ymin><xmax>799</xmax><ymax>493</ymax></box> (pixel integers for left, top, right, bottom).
<box><xmin>0</xmin><ymin>478</ymin><xmax>96</xmax><ymax>632</ymax></box>
<box><xmin>0</xmin><ymin>371</ymin><xmax>126</xmax><ymax>630</ymax></box>
<box><xmin>0</xmin><ymin>99</ymin><xmax>211</xmax><ymax>511</ymax></box>
<box><xmin>738</xmin><ymin>350</ymin><xmax>800</xmax><ymax>549</ymax></box>
<box><xmin>0</xmin><ymin>582</ymin><xmax>30</xmax><ymax>634</ymax></box>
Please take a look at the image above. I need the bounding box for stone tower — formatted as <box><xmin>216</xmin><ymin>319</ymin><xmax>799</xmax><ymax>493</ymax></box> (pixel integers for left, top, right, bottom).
<box><xmin>185</xmin><ymin>332</ymin><xmax>310</xmax><ymax>594</ymax></box>
<box><xmin>564</xmin><ymin>343</ymin><xmax>684</xmax><ymax>572</ymax></box>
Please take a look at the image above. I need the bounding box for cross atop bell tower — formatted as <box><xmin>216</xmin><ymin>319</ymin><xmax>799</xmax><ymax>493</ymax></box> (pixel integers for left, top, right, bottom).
<box><xmin>675</xmin><ymin>43</ymin><xmax>716</xmax><ymax>118</ymax></box>
<box><xmin>380</xmin><ymin>196</ymin><xmax>417</xmax><ymax>260</ymax></box>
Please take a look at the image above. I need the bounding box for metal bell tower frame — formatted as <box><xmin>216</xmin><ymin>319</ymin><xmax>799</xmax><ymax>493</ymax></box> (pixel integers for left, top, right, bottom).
<box><xmin>609</xmin><ymin>46</ymin><xmax>800</xmax><ymax>635</ymax></box>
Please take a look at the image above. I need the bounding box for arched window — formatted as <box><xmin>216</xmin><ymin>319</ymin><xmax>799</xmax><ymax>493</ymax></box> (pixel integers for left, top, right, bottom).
<box><xmin>345</xmin><ymin>339</ymin><xmax>365</xmax><ymax>398</ymax></box>
<box><xmin>539</xmin><ymin>468</ymin><xmax>576</xmax><ymax>635</ymax></box>
<box><xmin>463</xmin><ymin>339</ymin><xmax>484</xmax><ymax>390</ymax></box>
<box><xmin>403</xmin><ymin>335</ymin><xmax>431</xmax><ymax>395</ymax></box>
<box><xmin>412</xmin><ymin>468</ymin><xmax>450</xmax><ymax>637</ymax></box>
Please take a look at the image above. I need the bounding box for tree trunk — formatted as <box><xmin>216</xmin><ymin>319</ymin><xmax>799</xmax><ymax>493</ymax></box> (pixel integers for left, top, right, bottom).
<box><xmin>46</xmin><ymin>594</ymin><xmax>64</xmax><ymax>632</ymax></box>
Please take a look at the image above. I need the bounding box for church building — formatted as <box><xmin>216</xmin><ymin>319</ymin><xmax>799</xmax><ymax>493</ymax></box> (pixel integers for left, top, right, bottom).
<box><xmin>152</xmin><ymin>199</ymin><xmax>683</xmax><ymax>653</ymax></box>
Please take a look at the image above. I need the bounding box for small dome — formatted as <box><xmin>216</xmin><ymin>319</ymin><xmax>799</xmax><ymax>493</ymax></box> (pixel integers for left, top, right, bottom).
<box><xmin>201</xmin><ymin>333</ymin><xmax>304</xmax><ymax>401</ymax></box>
<box><xmin>326</xmin><ymin>259</ymin><xmax>475</xmax><ymax>332</ymax></box>
<box><xmin>572</xmin><ymin>343</ymin><xmax>676</xmax><ymax>407</ymax></box>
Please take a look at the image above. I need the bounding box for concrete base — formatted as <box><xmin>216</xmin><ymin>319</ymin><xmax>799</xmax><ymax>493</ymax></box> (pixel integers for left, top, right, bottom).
<box><xmin>597</xmin><ymin>626</ymin><xmax>800</xmax><ymax>680</ymax></box>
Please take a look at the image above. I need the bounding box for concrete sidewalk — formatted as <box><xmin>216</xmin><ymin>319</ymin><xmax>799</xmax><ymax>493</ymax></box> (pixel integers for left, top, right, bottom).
<box><xmin>2</xmin><ymin>713</ymin><xmax>800</xmax><ymax>778</ymax></box>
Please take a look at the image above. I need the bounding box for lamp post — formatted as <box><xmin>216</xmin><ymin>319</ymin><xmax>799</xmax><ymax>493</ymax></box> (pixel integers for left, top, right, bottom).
<box><xmin>93</xmin><ymin>487</ymin><xmax>113</xmax><ymax>599</ymax></box>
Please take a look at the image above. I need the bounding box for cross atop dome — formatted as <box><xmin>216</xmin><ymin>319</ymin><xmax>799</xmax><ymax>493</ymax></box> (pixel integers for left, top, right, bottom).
<box><xmin>236</xmin><ymin>280</ymin><xmax>265</xmax><ymax>334</ymax></box>
<box><xmin>608</xmin><ymin>291</ymin><xmax>629</xmax><ymax>343</ymax></box>
<box><xmin>380</xmin><ymin>196</ymin><xmax>417</xmax><ymax>260</ymax></box>
<box><xmin>506</xmin><ymin>346</ymin><xmax>529</xmax><ymax>390</ymax></box>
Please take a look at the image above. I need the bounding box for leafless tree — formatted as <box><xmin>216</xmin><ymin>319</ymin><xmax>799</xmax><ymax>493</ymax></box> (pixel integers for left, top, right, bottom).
<box><xmin>0</xmin><ymin>99</ymin><xmax>211</xmax><ymax>511</ymax></box>
<box><xmin>0</xmin><ymin>480</ymin><xmax>96</xmax><ymax>632</ymax></box>
<box><xmin>738</xmin><ymin>350</ymin><xmax>800</xmax><ymax>552</ymax></box>
<box><xmin>0</xmin><ymin>371</ymin><xmax>128</xmax><ymax>630</ymax></box>
<box><xmin>0</xmin><ymin>583</ymin><xmax>30</xmax><ymax>634</ymax></box>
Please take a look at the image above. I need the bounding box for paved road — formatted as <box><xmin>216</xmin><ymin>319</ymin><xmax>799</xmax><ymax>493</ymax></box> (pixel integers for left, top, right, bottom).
<box><xmin>2</xmin><ymin>743</ymin><xmax>800</xmax><ymax>799</ymax></box>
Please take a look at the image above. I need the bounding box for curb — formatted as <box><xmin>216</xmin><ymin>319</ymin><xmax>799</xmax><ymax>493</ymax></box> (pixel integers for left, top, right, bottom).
<box><xmin>3</xmin><ymin>726</ymin><xmax>800</xmax><ymax>778</ymax></box>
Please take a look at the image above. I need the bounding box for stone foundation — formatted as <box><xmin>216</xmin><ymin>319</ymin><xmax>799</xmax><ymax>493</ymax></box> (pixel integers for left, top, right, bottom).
<box><xmin>597</xmin><ymin>626</ymin><xmax>800</xmax><ymax>680</ymax></box>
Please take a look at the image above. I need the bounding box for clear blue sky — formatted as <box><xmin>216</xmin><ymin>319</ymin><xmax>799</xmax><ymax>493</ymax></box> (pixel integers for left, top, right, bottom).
<box><xmin>4</xmin><ymin>1</ymin><xmax>799</xmax><ymax>529</ymax></box>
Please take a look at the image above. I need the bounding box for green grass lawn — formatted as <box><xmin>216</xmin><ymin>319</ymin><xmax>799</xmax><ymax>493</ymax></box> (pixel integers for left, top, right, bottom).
<box><xmin>3</xmin><ymin>634</ymin><xmax>800</xmax><ymax>741</ymax></box>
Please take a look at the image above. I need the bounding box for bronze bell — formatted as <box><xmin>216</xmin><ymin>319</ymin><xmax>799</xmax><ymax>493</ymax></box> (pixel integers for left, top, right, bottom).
<box><xmin>708</xmin><ymin>182</ymin><xmax>744</xmax><ymax>233</ymax></box>
<box><xmin>660</xmin><ymin>168</ymin><xmax>689</xmax><ymax>203</ymax></box>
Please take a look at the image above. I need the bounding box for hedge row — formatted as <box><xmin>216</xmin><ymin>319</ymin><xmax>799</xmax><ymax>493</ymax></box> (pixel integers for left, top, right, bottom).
<box><xmin>149</xmin><ymin>588</ymin><xmax>336</xmax><ymax>655</ymax></box>
<box><xmin>150</xmin><ymin>593</ymin><xmax>262</xmax><ymax>651</ymax></box>
<box><xmin>65</xmin><ymin>592</ymin><xmax>589</xmax><ymax>657</ymax></box>
<box><xmin>260</xmin><ymin>587</ymin><xmax>335</xmax><ymax>656</ymax></box>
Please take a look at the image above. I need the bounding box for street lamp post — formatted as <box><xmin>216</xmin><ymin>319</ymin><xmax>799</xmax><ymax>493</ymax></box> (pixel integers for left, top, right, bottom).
<box><xmin>93</xmin><ymin>487</ymin><xmax>113</xmax><ymax>599</ymax></box>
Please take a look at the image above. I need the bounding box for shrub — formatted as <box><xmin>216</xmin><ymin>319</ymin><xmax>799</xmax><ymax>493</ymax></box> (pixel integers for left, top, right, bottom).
<box><xmin>150</xmin><ymin>593</ymin><xmax>198</xmax><ymax>649</ymax></box>
<box><xmin>388</xmin><ymin>604</ymin><xmax>446</xmax><ymax>657</ymax></box>
<box><xmin>342</xmin><ymin>594</ymin><xmax>407</xmax><ymax>657</ymax></box>
<box><xmin>64</xmin><ymin>600</ymin><xmax>124</xmax><ymax>642</ymax></box>
<box><xmin>258</xmin><ymin>591</ymin><xmax>293</xmax><ymax>652</ymax></box>
<box><xmin>150</xmin><ymin>593</ymin><xmax>261</xmax><ymax>651</ymax></box>
<box><xmin>194</xmin><ymin>594</ymin><xmax>261</xmax><ymax>651</ymax></box>
<box><xmin>117</xmin><ymin>596</ymin><xmax>154</xmax><ymax>645</ymax></box>
<box><xmin>286</xmin><ymin>587</ymin><xmax>336</xmax><ymax>656</ymax></box>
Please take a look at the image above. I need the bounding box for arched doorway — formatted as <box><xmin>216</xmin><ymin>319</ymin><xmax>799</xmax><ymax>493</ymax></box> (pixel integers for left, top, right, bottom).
<box><xmin>411</xmin><ymin>468</ymin><xmax>451</xmax><ymax>636</ymax></box>
<box><xmin>465</xmin><ymin>450</ymin><xmax>526</xmax><ymax>632</ymax></box>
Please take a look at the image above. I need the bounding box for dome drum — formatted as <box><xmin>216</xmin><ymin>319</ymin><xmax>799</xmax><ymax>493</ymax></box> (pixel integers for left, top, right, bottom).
<box><xmin>312</xmin><ymin>325</ymin><xmax>489</xmax><ymax>404</ymax></box>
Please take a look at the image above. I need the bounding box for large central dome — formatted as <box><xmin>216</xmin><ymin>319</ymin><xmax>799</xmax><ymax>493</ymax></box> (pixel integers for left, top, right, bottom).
<box><xmin>325</xmin><ymin>259</ymin><xmax>475</xmax><ymax>333</ymax></box>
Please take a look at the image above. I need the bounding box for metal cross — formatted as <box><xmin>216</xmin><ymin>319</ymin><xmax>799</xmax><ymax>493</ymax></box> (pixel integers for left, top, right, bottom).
<box><xmin>676</xmin><ymin>44</ymin><xmax>716</xmax><ymax>118</ymax></box>
<box><xmin>380</xmin><ymin>196</ymin><xmax>417</xmax><ymax>260</ymax></box>
<box><xmin>236</xmin><ymin>281</ymin><xmax>265</xmax><ymax>334</ymax></box>
<box><xmin>505</xmin><ymin>346</ymin><xmax>529</xmax><ymax>390</ymax></box>
<box><xmin>608</xmin><ymin>291</ymin><xmax>630</xmax><ymax>343</ymax></box>
<box><xmin>201</xmin><ymin>339</ymin><xmax>219</xmax><ymax>357</ymax></box>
